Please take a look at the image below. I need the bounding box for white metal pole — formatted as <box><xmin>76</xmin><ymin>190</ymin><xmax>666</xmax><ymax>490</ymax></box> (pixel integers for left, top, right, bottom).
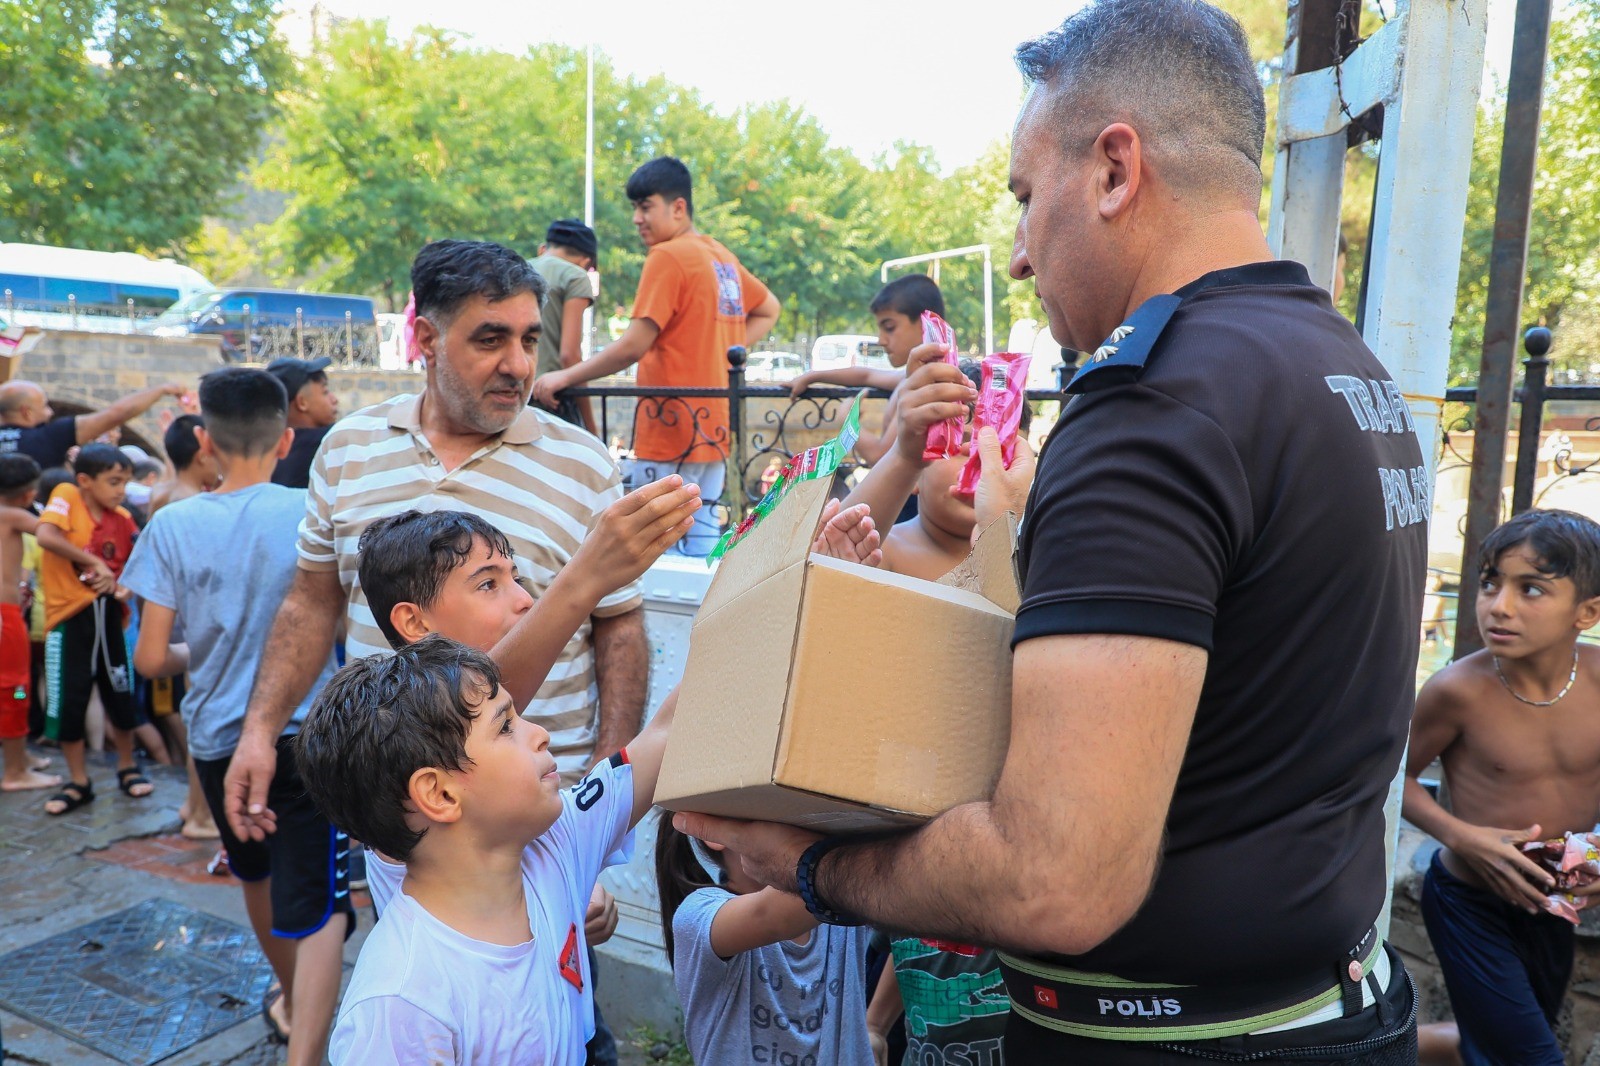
<box><xmin>982</xmin><ymin>247</ymin><xmax>994</xmax><ymax>355</ymax></box>
<box><xmin>584</xmin><ymin>43</ymin><xmax>595</xmax><ymax>228</ymax></box>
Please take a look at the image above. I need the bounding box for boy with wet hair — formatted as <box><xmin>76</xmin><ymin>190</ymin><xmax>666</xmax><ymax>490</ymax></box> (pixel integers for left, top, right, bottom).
<box><xmin>1404</xmin><ymin>508</ymin><xmax>1600</xmax><ymax>1065</ymax></box>
<box><xmin>149</xmin><ymin>413</ymin><xmax>218</xmax><ymax>518</ymax></box>
<box><xmin>298</xmin><ymin>636</ymin><xmax>679</xmax><ymax>1065</ymax></box>
<box><xmin>124</xmin><ymin>367</ymin><xmax>347</xmax><ymax>1064</ymax></box>
<box><xmin>0</xmin><ymin>454</ymin><xmax>53</xmax><ymax>793</ymax></box>
<box><xmin>36</xmin><ymin>443</ymin><xmax>146</xmax><ymax>814</ymax></box>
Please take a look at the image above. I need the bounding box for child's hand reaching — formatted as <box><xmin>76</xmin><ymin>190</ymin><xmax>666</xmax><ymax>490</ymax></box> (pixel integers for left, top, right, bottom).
<box><xmin>569</xmin><ymin>476</ymin><xmax>702</xmax><ymax>603</ymax></box>
<box><xmin>894</xmin><ymin>343</ymin><xmax>976</xmax><ymax>467</ymax></box>
<box><xmin>811</xmin><ymin>499</ymin><xmax>882</xmax><ymax>568</ymax></box>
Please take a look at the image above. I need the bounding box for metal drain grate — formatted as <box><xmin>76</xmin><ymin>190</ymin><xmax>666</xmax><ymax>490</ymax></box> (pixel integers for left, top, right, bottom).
<box><xmin>0</xmin><ymin>897</ymin><xmax>272</xmax><ymax>1064</ymax></box>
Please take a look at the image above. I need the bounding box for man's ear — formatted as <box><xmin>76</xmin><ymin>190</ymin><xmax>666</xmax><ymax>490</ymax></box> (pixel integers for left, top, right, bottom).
<box><xmin>409</xmin><ymin>766</ymin><xmax>464</xmax><ymax>826</ymax></box>
<box><xmin>275</xmin><ymin>426</ymin><xmax>295</xmax><ymax>459</ymax></box>
<box><xmin>1575</xmin><ymin>594</ymin><xmax>1600</xmax><ymax>633</ymax></box>
<box><xmin>1095</xmin><ymin>122</ymin><xmax>1143</xmax><ymax>222</ymax></box>
<box><xmin>414</xmin><ymin>315</ymin><xmax>442</xmax><ymax>362</ymax></box>
<box><xmin>390</xmin><ymin>602</ymin><xmax>432</xmax><ymax>645</ymax></box>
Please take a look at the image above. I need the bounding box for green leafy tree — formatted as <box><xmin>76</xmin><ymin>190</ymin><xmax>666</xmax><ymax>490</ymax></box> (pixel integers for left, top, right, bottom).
<box><xmin>0</xmin><ymin>0</ymin><xmax>289</xmax><ymax>254</ymax></box>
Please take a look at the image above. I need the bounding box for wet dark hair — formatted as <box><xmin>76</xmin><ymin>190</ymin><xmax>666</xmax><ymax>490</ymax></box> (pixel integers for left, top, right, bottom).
<box><xmin>1480</xmin><ymin>509</ymin><xmax>1600</xmax><ymax>600</ymax></box>
<box><xmin>358</xmin><ymin>510</ymin><xmax>517</xmax><ymax>650</ymax></box>
<box><xmin>654</xmin><ymin>811</ymin><xmax>727</xmax><ymax>963</ymax></box>
<box><xmin>73</xmin><ymin>442</ymin><xmax>133</xmax><ymax>479</ymax></box>
<box><xmin>295</xmin><ymin>636</ymin><xmax>502</xmax><ymax>862</ymax></box>
<box><xmin>871</xmin><ymin>274</ymin><xmax>945</xmax><ymax>321</ymax></box>
<box><xmin>626</xmin><ymin>156</ymin><xmax>694</xmax><ymax>218</ymax></box>
<box><xmin>0</xmin><ymin>454</ymin><xmax>40</xmax><ymax>498</ymax></box>
<box><xmin>199</xmin><ymin>367</ymin><xmax>288</xmax><ymax>458</ymax></box>
<box><xmin>411</xmin><ymin>240</ymin><xmax>546</xmax><ymax>333</ymax></box>
<box><xmin>959</xmin><ymin>358</ymin><xmax>1033</xmax><ymax>433</ymax></box>
<box><xmin>164</xmin><ymin>414</ymin><xmax>205</xmax><ymax>473</ymax></box>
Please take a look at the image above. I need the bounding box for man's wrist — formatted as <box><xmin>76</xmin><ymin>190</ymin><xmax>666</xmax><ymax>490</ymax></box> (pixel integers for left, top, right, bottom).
<box><xmin>796</xmin><ymin>837</ymin><xmax>863</xmax><ymax>925</ymax></box>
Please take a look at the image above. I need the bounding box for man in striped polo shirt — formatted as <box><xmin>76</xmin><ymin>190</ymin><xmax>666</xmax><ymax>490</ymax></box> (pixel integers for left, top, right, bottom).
<box><xmin>227</xmin><ymin>239</ymin><xmax>648</xmax><ymax>804</ymax></box>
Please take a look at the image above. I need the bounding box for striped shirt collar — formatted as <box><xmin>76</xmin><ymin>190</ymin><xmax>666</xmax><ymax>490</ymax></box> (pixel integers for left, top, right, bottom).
<box><xmin>385</xmin><ymin>391</ymin><xmax>544</xmax><ymax>447</ymax></box>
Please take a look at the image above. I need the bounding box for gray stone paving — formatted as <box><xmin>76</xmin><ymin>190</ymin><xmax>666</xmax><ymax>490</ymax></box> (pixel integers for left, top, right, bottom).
<box><xmin>0</xmin><ymin>748</ymin><xmax>367</xmax><ymax>1065</ymax></box>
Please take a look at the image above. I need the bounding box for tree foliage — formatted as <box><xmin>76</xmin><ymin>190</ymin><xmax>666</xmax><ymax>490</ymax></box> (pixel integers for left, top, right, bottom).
<box><xmin>256</xmin><ymin>21</ymin><xmax>1018</xmax><ymax>343</ymax></box>
<box><xmin>0</xmin><ymin>0</ymin><xmax>290</xmax><ymax>254</ymax></box>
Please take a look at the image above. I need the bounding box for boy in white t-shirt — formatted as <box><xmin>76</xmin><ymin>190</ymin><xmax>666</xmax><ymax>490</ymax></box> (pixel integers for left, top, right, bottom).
<box><xmin>296</xmin><ymin>636</ymin><xmax>678</xmax><ymax>1065</ymax></box>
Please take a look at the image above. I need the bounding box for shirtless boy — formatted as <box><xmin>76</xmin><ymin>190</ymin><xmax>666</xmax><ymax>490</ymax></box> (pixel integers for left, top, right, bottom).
<box><xmin>1403</xmin><ymin>508</ymin><xmax>1600</xmax><ymax>1065</ymax></box>
<box><xmin>0</xmin><ymin>455</ymin><xmax>54</xmax><ymax>792</ymax></box>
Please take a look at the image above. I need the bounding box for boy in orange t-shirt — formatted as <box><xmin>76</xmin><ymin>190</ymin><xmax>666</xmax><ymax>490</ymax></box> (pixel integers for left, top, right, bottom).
<box><xmin>531</xmin><ymin>156</ymin><xmax>781</xmax><ymax>556</ymax></box>
<box><xmin>35</xmin><ymin>443</ymin><xmax>149</xmax><ymax>815</ymax></box>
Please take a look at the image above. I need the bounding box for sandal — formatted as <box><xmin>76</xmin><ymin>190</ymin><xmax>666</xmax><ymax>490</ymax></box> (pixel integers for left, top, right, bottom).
<box><xmin>261</xmin><ymin>985</ymin><xmax>290</xmax><ymax>1044</ymax></box>
<box><xmin>116</xmin><ymin>766</ymin><xmax>153</xmax><ymax>798</ymax></box>
<box><xmin>45</xmin><ymin>780</ymin><xmax>94</xmax><ymax>816</ymax></box>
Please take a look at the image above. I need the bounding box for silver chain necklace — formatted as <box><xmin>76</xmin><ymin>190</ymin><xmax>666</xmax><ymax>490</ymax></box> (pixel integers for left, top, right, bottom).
<box><xmin>1493</xmin><ymin>649</ymin><xmax>1580</xmax><ymax>707</ymax></box>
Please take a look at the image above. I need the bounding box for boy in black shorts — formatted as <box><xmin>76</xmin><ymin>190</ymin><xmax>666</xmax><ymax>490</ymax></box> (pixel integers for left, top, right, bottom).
<box><xmin>36</xmin><ymin>444</ymin><xmax>148</xmax><ymax>814</ymax></box>
<box><xmin>124</xmin><ymin>368</ymin><xmax>347</xmax><ymax>1066</ymax></box>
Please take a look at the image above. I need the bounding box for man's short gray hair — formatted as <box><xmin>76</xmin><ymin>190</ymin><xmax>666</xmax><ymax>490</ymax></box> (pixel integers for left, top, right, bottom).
<box><xmin>1016</xmin><ymin>0</ymin><xmax>1267</xmax><ymax>200</ymax></box>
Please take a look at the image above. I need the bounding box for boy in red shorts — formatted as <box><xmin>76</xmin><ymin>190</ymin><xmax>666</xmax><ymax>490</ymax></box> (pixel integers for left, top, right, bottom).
<box><xmin>0</xmin><ymin>454</ymin><xmax>55</xmax><ymax>793</ymax></box>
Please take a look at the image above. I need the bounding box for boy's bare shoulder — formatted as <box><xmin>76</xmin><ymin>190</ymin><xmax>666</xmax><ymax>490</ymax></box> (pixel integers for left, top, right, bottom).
<box><xmin>1416</xmin><ymin>652</ymin><xmax>1497</xmax><ymax>717</ymax></box>
<box><xmin>1580</xmin><ymin>642</ymin><xmax>1600</xmax><ymax>682</ymax></box>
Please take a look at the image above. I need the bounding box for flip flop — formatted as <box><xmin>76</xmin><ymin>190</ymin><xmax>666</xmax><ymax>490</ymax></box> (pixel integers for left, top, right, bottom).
<box><xmin>262</xmin><ymin>986</ymin><xmax>290</xmax><ymax>1044</ymax></box>
<box><xmin>116</xmin><ymin>767</ymin><xmax>153</xmax><ymax>798</ymax></box>
<box><xmin>44</xmin><ymin>780</ymin><xmax>94</xmax><ymax>816</ymax></box>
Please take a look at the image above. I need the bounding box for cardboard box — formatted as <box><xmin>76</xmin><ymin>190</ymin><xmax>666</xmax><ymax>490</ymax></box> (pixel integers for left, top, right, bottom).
<box><xmin>655</xmin><ymin>473</ymin><xmax>1019</xmax><ymax>832</ymax></box>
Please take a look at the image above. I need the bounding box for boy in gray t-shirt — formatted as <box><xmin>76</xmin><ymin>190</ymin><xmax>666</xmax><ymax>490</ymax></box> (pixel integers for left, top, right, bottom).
<box><xmin>531</xmin><ymin>219</ymin><xmax>598</xmax><ymax>435</ymax></box>
<box><xmin>122</xmin><ymin>367</ymin><xmax>347</xmax><ymax>1063</ymax></box>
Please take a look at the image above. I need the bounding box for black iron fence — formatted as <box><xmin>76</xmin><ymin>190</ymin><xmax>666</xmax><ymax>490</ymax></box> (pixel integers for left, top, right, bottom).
<box><xmin>564</xmin><ymin>347</ymin><xmax>1069</xmax><ymax>531</ymax></box>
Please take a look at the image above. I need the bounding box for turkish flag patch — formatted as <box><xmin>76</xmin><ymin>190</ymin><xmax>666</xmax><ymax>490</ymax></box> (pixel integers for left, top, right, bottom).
<box><xmin>559</xmin><ymin>924</ymin><xmax>584</xmax><ymax>991</ymax></box>
<box><xmin>1034</xmin><ymin>985</ymin><xmax>1059</xmax><ymax>1009</ymax></box>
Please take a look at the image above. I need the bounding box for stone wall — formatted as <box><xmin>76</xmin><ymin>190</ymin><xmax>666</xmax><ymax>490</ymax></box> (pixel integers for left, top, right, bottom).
<box><xmin>1392</xmin><ymin>823</ymin><xmax>1600</xmax><ymax>1063</ymax></box>
<box><xmin>21</xmin><ymin>330</ymin><xmax>226</xmax><ymax>457</ymax></box>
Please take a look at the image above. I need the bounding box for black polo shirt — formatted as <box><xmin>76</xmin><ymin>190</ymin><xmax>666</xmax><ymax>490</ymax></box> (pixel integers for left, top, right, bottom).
<box><xmin>1015</xmin><ymin>261</ymin><xmax>1426</xmax><ymax>987</ymax></box>
<box><xmin>0</xmin><ymin>416</ymin><xmax>79</xmax><ymax>469</ymax></box>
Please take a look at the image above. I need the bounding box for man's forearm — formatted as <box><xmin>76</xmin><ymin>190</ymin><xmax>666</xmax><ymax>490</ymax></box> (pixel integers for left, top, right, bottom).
<box><xmin>242</xmin><ymin>570</ymin><xmax>341</xmax><ymax>742</ymax></box>
<box><xmin>745</xmin><ymin>311</ymin><xmax>778</xmax><ymax>347</ymax></box>
<box><xmin>78</xmin><ymin>384</ymin><xmax>174</xmax><ymax>443</ymax></box>
<box><xmin>813</xmin><ymin>802</ymin><xmax>1039</xmax><ymax>949</ymax></box>
<box><xmin>591</xmin><ymin>607</ymin><xmax>647</xmax><ymax>758</ymax></box>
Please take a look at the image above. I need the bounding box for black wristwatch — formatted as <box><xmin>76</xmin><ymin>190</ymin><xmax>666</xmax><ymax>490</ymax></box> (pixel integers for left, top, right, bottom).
<box><xmin>796</xmin><ymin>836</ymin><xmax>863</xmax><ymax>926</ymax></box>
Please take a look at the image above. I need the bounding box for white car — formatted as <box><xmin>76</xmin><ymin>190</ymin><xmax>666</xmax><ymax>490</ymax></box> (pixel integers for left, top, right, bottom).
<box><xmin>809</xmin><ymin>334</ymin><xmax>890</xmax><ymax>373</ymax></box>
<box><xmin>744</xmin><ymin>350</ymin><xmax>807</xmax><ymax>383</ymax></box>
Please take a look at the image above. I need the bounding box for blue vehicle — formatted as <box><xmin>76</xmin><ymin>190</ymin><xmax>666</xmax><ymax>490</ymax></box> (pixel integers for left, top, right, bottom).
<box><xmin>145</xmin><ymin>288</ymin><xmax>378</xmax><ymax>361</ymax></box>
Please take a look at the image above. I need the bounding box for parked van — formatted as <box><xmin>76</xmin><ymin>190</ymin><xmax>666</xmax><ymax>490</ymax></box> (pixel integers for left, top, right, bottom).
<box><xmin>145</xmin><ymin>288</ymin><xmax>378</xmax><ymax>361</ymax></box>
<box><xmin>0</xmin><ymin>243</ymin><xmax>213</xmax><ymax>333</ymax></box>
<box><xmin>809</xmin><ymin>334</ymin><xmax>891</xmax><ymax>373</ymax></box>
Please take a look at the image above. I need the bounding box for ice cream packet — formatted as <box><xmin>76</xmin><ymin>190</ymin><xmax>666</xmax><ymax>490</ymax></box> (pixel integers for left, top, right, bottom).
<box><xmin>1523</xmin><ymin>833</ymin><xmax>1600</xmax><ymax>924</ymax></box>
<box><xmin>955</xmin><ymin>351</ymin><xmax>1033</xmax><ymax>497</ymax></box>
<box><xmin>919</xmin><ymin>311</ymin><xmax>963</xmax><ymax>461</ymax></box>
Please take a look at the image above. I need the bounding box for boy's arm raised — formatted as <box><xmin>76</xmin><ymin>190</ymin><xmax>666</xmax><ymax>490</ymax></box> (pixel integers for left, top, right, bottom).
<box><xmin>1402</xmin><ymin>671</ymin><xmax>1554</xmax><ymax>913</ymax></box>
<box><xmin>490</xmin><ymin>477</ymin><xmax>700</xmax><ymax>710</ymax></box>
<box><xmin>837</xmin><ymin>343</ymin><xmax>976</xmax><ymax>537</ymax></box>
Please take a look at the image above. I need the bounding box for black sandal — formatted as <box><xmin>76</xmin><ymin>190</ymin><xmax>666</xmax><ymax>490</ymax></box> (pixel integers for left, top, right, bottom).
<box><xmin>262</xmin><ymin>985</ymin><xmax>289</xmax><ymax>1044</ymax></box>
<box><xmin>45</xmin><ymin>780</ymin><xmax>94</xmax><ymax>816</ymax></box>
<box><xmin>116</xmin><ymin>766</ymin><xmax>153</xmax><ymax>798</ymax></box>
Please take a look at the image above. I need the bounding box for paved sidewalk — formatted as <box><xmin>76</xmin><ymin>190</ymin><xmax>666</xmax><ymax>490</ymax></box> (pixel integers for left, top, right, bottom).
<box><xmin>0</xmin><ymin>747</ymin><xmax>371</xmax><ymax>1065</ymax></box>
